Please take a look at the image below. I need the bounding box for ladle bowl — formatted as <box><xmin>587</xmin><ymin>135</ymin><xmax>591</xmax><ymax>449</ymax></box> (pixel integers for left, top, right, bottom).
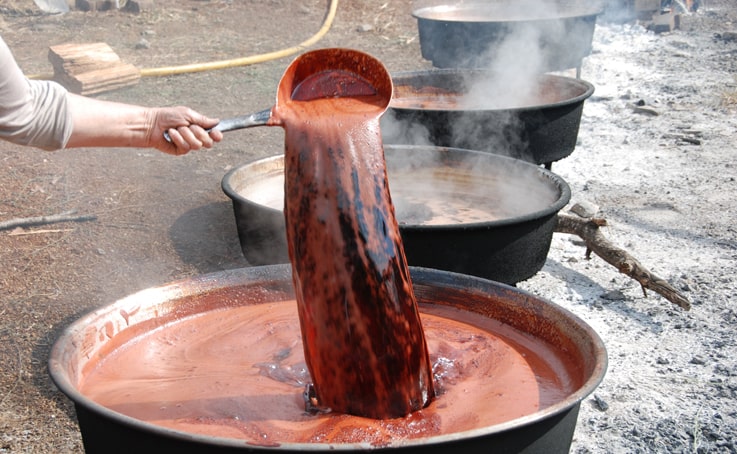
<box><xmin>164</xmin><ymin>47</ymin><xmax>393</xmax><ymax>141</ymax></box>
<box><xmin>49</xmin><ymin>265</ymin><xmax>607</xmax><ymax>453</ymax></box>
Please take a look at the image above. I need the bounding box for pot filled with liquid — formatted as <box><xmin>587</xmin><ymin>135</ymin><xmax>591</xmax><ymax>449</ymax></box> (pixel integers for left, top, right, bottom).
<box><xmin>412</xmin><ymin>0</ymin><xmax>604</xmax><ymax>72</ymax></box>
<box><xmin>222</xmin><ymin>144</ymin><xmax>570</xmax><ymax>285</ymax></box>
<box><xmin>49</xmin><ymin>264</ymin><xmax>607</xmax><ymax>454</ymax></box>
<box><xmin>382</xmin><ymin>69</ymin><xmax>594</xmax><ymax>168</ymax></box>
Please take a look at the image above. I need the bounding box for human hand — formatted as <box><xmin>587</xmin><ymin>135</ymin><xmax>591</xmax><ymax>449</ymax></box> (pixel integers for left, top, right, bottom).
<box><xmin>150</xmin><ymin>106</ymin><xmax>223</xmax><ymax>155</ymax></box>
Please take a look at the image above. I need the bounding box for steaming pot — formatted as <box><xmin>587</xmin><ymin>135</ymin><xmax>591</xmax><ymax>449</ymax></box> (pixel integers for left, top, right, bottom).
<box><xmin>413</xmin><ymin>0</ymin><xmax>605</xmax><ymax>72</ymax></box>
<box><xmin>222</xmin><ymin>145</ymin><xmax>570</xmax><ymax>285</ymax></box>
<box><xmin>382</xmin><ymin>70</ymin><xmax>594</xmax><ymax>168</ymax></box>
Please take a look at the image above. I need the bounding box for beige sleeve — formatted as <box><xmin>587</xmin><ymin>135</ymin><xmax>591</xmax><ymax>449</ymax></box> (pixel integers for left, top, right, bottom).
<box><xmin>0</xmin><ymin>37</ymin><xmax>74</xmax><ymax>151</ymax></box>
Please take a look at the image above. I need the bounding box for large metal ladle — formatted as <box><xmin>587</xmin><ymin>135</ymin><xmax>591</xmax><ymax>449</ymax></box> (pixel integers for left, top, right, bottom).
<box><xmin>165</xmin><ymin>48</ymin><xmax>393</xmax><ymax>141</ymax></box>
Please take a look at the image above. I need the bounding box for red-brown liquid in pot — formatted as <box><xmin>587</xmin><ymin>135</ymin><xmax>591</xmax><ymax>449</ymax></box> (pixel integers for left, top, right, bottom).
<box><xmin>79</xmin><ymin>299</ymin><xmax>578</xmax><ymax>445</ymax></box>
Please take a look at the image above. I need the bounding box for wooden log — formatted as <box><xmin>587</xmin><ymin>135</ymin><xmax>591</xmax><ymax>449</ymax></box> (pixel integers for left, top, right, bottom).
<box><xmin>56</xmin><ymin>63</ymin><xmax>141</xmax><ymax>95</ymax></box>
<box><xmin>48</xmin><ymin>42</ymin><xmax>140</xmax><ymax>95</ymax></box>
<box><xmin>49</xmin><ymin>42</ymin><xmax>121</xmax><ymax>75</ymax></box>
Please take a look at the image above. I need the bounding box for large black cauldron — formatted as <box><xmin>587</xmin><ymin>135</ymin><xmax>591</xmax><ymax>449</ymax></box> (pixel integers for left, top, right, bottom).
<box><xmin>222</xmin><ymin>145</ymin><xmax>570</xmax><ymax>285</ymax></box>
<box><xmin>413</xmin><ymin>0</ymin><xmax>604</xmax><ymax>72</ymax></box>
<box><xmin>49</xmin><ymin>265</ymin><xmax>607</xmax><ymax>454</ymax></box>
<box><xmin>382</xmin><ymin>70</ymin><xmax>594</xmax><ymax>168</ymax></box>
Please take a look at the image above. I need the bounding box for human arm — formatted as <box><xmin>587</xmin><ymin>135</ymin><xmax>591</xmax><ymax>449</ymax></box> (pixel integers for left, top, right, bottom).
<box><xmin>2</xmin><ymin>35</ymin><xmax>221</xmax><ymax>154</ymax></box>
<box><xmin>64</xmin><ymin>93</ymin><xmax>223</xmax><ymax>155</ymax></box>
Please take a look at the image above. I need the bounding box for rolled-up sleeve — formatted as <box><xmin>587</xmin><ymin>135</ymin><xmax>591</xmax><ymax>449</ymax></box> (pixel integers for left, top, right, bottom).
<box><xmin>0</xmin><ymin>37</ymin><xmax>73</xmax><ymax>151</ymax></box>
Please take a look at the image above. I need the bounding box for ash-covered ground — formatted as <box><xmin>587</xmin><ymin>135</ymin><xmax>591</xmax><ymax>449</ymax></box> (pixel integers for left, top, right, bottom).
<box><xmin>520</xmin><ymin>4</ymin><xmax>737</xmax><ymax>452</ymax></box>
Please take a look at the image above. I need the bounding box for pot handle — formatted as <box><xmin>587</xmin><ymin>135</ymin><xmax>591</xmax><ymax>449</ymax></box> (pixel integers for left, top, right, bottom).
<box><xmin>164</xmin><ymin>108</ymin><xmax>272</xmax><ymax>143</ymax></box>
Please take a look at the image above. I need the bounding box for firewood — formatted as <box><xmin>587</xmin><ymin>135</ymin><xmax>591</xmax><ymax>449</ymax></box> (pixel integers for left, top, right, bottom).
<box><xmin>49</xmin><ymin>42</ymin><xmax>121</xmax><ymax>75</ymax></box>
<box><xmin>554</xmin><ymin>212</ymin><xmax>691</xmax><ymax>310</ymax></box>
<box><xmin>55</xmin><ymin>63</ymin><xmax>141</xmax><ymax>95</ymax></box>
<box><xmin>48</xmin><ymin>42</ymin><xmax>141</xmax><ymax>95</ymax></box>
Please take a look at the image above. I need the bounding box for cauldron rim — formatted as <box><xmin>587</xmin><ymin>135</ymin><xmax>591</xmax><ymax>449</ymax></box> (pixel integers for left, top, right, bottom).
<box><xmin>388</xmin><ymin>70</ymin><xmax>595</xmax><ymax>114</ymax></box>
<box><xmin>411</xmin><ymin>0</ymin><xmax>606</xmax><ymax>23</ymax></box>
<box><xmin>221</xmin><ymin>144</ymin><xmax>571</xmax><ymax>231</ymax></box>
<box><xmin>49</xmin><ymin>265</ymin><xmax>607</xmax><ymax>451</ymax></box>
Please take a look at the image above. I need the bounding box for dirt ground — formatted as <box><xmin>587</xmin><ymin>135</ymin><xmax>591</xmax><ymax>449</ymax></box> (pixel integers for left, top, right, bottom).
<box><xmin>0</xmin><ymin>0</ymin><xmax>736</xmax><ymax>452</ymax></box>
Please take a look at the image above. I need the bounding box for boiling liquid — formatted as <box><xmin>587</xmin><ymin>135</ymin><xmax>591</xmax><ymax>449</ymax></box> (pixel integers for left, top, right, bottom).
<box><xmin>80</xmin><ymin>299</ymin><xmax>576</xmax><ymax>445</ymax></box>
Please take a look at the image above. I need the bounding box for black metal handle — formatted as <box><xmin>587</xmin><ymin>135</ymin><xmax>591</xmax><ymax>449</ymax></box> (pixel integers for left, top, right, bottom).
<box><xmin>163</xmin><ymin>108</ymin><xmax>272</xmax><ymax>143</ymax></box>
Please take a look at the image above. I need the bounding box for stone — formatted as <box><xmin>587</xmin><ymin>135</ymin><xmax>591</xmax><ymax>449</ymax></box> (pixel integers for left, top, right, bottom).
<box><xmin>569</xmin><ymin>200</ymin><xmax>600</xmax><ymax>218</ymax></box>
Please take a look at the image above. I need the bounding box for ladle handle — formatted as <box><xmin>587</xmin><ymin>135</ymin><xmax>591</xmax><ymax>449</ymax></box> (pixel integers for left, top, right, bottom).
<box><xmin>163</xmin><ymin>108</ymin><xmax>272</xmax><ymax>143</ymax></box>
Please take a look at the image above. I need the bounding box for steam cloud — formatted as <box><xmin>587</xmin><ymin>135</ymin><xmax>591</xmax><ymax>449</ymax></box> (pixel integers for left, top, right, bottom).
<box><xmin>383</xmin><ymin>0</ymin><xmax>599</xmax><ymax>162</ymax></box>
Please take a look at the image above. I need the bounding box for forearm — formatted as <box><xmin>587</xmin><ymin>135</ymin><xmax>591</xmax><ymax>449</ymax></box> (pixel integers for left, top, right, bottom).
<box><xmin>65</xmin><ymin>93</ymin><xmax>158</xmax><ymax>149</ymax></box>
<box><xmin>64</xmin><ymin>93</ymin><xmax>221</xmax><ymax>155</ymax></box>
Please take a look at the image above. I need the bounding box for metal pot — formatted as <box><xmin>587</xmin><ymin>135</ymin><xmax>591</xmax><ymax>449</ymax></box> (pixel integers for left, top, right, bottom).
<box><xmin>413</xmin><ymin>0</ymin><xmax>604</xmax><ymax>72</ymax></box>
<box><xmin>49</xmin><ymin>265</ymin><xmax>607</xmax><ymax>453</ymax></box>
<box><xmin>222</xmin><ymin>145</ymin><xmax>571</xmax><ymax>285</ymax></box>
<box><xmin>382</xmin><ymin>69</ymin><xmax>594</xmax><ymax>168</ymax></box>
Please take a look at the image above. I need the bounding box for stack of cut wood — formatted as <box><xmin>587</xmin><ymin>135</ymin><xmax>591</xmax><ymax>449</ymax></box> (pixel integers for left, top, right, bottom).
<box><xmin>49</xmin><ymin>42</ymin><xmax>140</xmax><ymax>95</ymax></box>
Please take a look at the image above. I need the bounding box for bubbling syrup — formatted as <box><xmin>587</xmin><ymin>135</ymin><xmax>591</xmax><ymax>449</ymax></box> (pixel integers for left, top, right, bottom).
<box><xmin>79</xmin><ymin>299</ymin><xmax>577</xmax><ymax>445</ymax></box>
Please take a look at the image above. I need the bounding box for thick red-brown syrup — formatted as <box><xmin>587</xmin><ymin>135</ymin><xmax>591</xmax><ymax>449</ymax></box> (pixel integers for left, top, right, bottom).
<box><xmin>278</xmin><ymin>90</ymin><xmax>434</xmax><ymax>419</ymax></box>
<box><xmin>79</xmin><ymin>299</ymin><xmax>576</xmax><ymax>446</ymax></box>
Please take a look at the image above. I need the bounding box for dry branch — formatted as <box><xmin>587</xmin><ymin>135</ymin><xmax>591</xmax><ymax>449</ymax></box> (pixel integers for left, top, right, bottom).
<box><xmin>8</xmin><ymin>228</ymin><xmax>75</xmax><ymax>236</ymax></box>
<box><xmin>554</xmin><ymin>212</ymin><xmax>691</xmax><ymax>310</ymax></box>
<box><xmin>0</xmin><ymin>210</ymin><xmax>97</xmax><ymax>231</ymax></box>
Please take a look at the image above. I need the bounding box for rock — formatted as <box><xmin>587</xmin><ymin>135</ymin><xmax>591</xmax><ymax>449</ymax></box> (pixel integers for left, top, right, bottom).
<box><xmin>717</xmin><ymin>31</ymin><xmax>737</xmax><ymax>42</ymax></box>
<box><xmin>123</xmin><ymin>0</ymin><xmax>153</xmax><ymax>14</ymax></box>
<box><xmin>601</xmin><ymin>290</ymin><xmax>627</xmax><ymax>301</ymax></box>
<box><xmin>630</xmin><ymin>104</ymin><xmax>661</xmax><ymax>116</ymax></box>
<box><xmin>135</xmin><ymin>38</ymin><xmax>150</xmax><ymax>50</ymax></box>
<box><xmin>593</xmin><ymin>394</ymin><xmax>609</xmax><ymax>411</ymax></box>
<box><xmin>74</xmin><ymin>0</ymin><xmax>120</xmax><ymax>10</ymax></box>
<box><xmin>569</xmin><ymin>200</ymin><xmax>600</xmax><ymax>218</ymax></box>
<box><xmin>690</xmin><ymin>355</ymin><xmax>707</xmax><ymax>365</ymax></box>
<box><xmin>33</xmin><ymin>0</ymin><xmax>70</xmax><ymax>13</ymax></box>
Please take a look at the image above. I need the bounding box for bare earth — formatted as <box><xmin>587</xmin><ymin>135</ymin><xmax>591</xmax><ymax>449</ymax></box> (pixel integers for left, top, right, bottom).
<box><xmin>1</xmin><ymin>0</ymin><xmax>736</xmax><ymax>452</ymax></box>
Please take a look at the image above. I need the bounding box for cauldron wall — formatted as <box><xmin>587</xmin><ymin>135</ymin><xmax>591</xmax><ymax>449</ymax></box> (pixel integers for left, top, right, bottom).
<box><xmin>413</xmin><ymin>3</ymin><xmax>602</xmax><ymax>72</ymax></box>
<box><xmin>228</xmin><ymin>207</ymin><xmax>560</xmax><ymax>286</ymax></box>
<box><xmin>73</xmin><ymin>401</ymin><xmax>581</xmax><ymax>453</ymax></box>
<box><xmin>400</xmin><ymin>213</ymin><xmax>559</xmax><ymax>286</ymax></box>
<box><xmin>231</xmin><ymin>197</ymin><xmax>287</xmax><ymax>266</ymax></box>
<box><xmin>386</xmin><ymin>101</ymin><xmax>586</xmax><ymax>166</ymax></box>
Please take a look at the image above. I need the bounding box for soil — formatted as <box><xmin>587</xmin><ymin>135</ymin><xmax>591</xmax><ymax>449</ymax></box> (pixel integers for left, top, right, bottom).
<box><xmin>0</xmin><ymin>0</ymin><xmax>736</xmax><ymax>452</ymax></box>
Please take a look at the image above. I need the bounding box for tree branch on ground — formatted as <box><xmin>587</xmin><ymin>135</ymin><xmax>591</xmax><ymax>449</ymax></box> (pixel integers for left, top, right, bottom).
<box><xmin>554</xmin><ymin>212</ymin><xmax>691</xmax><ymax>310</ymax></box>
<box><xmin>0</xmin><ymin>210</ymin><xmax>97</xmax><ymax>231</ymax></box>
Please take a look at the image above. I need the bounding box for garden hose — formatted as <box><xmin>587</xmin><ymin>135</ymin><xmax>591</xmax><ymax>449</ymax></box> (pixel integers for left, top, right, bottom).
<box><xmin>27</xmin><ymin>0</ymin><xmax>338</xmax><ymax>80</ymax></box>
<box><xmin>139</xmin><ymin>0</ymin><xmax>339</xmax><ymax>77</ymax></box>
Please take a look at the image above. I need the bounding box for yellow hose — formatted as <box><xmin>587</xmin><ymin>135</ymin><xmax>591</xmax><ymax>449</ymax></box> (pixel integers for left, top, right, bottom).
<box><xmin>140</xmin><ymin>0</ymin><xmax>339</xmax><ymax>77</ymax></box>
<box><xmin>28</xmin><ymin>0</ymin><xmax>338</xmax><ymax>80</ymax></box>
